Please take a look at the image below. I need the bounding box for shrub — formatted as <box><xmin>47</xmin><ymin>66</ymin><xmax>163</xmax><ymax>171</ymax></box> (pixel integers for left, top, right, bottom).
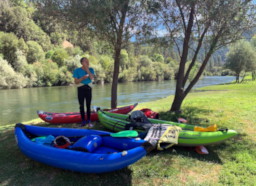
<box><xmin>51</xmin><ymin>48</ymin><xmax>69</xmax><ymax>67</ymax></box>
<box><xmin>0</xmin><ymin>57</ymin><xmax>27</xmax><ymax>89</ymax></box>
<box><xmin>26</xmin><ymin>41</ymin><xmax>45</xmax><ymax>63</ymax></box>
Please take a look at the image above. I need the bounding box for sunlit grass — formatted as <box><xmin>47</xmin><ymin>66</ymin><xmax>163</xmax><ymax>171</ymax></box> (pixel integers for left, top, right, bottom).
<box><xmin>1</xmin><ymin>80</ymin><xmax>255</xmax><ymax>185</ymax></box>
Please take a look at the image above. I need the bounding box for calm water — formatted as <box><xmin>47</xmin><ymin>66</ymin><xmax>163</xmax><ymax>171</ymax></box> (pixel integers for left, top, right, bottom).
<box><xmin>0</xmin><ymin>76</ymin><xmax>235</xmax><ymax>125</ymax></box>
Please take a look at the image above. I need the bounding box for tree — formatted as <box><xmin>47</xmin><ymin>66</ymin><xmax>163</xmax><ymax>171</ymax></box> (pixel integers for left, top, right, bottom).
<box><xmin>226</xmin><ymin>40</ymin><xmax>256</xmax><ymax>82</ymax></box>
<box><xmin>31</xmin><ymin>0</ymin><xmax>150</xmax><ymax>108</ymax></box>
<box><xmin>149</xmin><ymin>0</ymin><xmax>256</xmax><ymax>112</ymax></box>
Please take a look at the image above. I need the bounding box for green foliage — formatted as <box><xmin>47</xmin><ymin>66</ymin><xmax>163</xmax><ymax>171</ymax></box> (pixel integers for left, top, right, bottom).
<box><xmin>251</xmin><ymin>34</ymin><xmax>256</xmax><ymax>48</ymax></box>
<box><xmin>51</xmin><ymin>48</ymin><xmax>69</xmax><ymax>67</ymax></box>
<box><xmin>45</xmin><ymin>50</ymin><xmax>54</xmax><ymax>59</ymax></box>
<box><xmin>65</xmin><ymin>55</ymin><xmax>81</xmax><ymax>73</ymax></box>
<box><xmin>50</xmin><ymin>32</ymin><xmax>66</xmax><ymax>45</ymax></box>
<box><xmin>187</xmin><ymin>62</ymin><xmax>201</xmax><ymax>82</ymax></box>
<box><xmin>120</xmin><ymin>49</ymin><xmax>129</xmax><ymax>71</ymax></box>
<box><xmin>151</xmin><ymin>53</ymin><xmax>164</xmax><ymax>63</ymax></box>
<box><xmin>98</xmin><ymin>55</ymin><xmax>114</xmax><ymax>83</ymax></box>
<box><xmin>14</xmin><ymin>50</ymin><xmax>28</xmax><ymax>73</ymax></box>
<box><xmin>226</xmin><ymin>40</ymin><xmax>256</xmax><ymax>82</ymax></box>
<box><xmin>0</xmin><ymin>5</ymin><xmax>51</xmax><ymax>50</ymax></box>
<box><xmin>23</xmin><ymin>64</ymin><xmax>38</xmax><ymax>87</ymax></box>
<box><xmin>26</xmin><ymin>41</ymin><xmax>45</xmax><ymax>63</ymax></box>
<box><xmin>32</xmin><ymin>61</ymin><xmax>59</xmax><ymax>86</ymax></box>
<box><xmin>0</xmin><ymin>57</ymin><xmax>27</xmax><ymax>89</ymax></box>
<box><xmin>65</xmin><ymin>47</ymin><xmax>83</xmax><ymax>57</ymax></box>
<box><xmin>56</xmin><ymin>66</ymin><xmax>73</xmax><ymax>86</ymax></box>
<box><xmin>18</xmin><ymin>38</ymin><xmax>29</xmax><ymax>55</ymax></box>
<box><xmin>0</xmin><ymin>32</ymin><xmax>19</xmax><ymax>68</ymax></box>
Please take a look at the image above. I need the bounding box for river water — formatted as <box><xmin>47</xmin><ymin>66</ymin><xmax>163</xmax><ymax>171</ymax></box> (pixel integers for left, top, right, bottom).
<box><xmin>0</xmin><ymin>76</ymin><xmax>235</xmax><ymax>125</ymax></box>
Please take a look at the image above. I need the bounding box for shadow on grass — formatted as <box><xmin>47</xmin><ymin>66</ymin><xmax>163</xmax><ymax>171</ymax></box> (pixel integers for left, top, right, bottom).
<box><xmin>149</xmin><ymin>145</ymin><xmax>224</xmax><ymax>164</ymax></box>
<box><xmin>158</xmin><ymin>106</ymin><xmax>215</xmax><ymax>126</ymax></box>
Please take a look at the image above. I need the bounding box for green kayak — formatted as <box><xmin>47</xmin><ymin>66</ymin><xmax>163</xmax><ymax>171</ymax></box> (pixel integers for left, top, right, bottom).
<box><xmin>98</xmin><ymin>110</ymin><xmax>238</xmax><ymax>147</ymax></box>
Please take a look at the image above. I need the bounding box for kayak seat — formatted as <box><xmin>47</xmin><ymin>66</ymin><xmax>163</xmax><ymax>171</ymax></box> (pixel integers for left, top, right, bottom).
<box><xmin>70</xmin><ymin>135</ymin><xmax>102</xmax><ymax>152</ymax></box>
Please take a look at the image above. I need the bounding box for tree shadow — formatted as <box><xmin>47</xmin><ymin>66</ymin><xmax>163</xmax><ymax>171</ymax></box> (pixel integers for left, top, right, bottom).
<box><xmin>147</xmin><ymin>145</ymin><xmax>223</xmax><ymax>164</ymax></box>
<box><xmin>158</xmin><ymin>106</ymin><xmax>215</xmax><ymax>126</ymax></box>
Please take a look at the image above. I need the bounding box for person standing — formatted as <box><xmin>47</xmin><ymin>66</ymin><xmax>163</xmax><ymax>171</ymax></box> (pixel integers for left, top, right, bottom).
<box><xmin>73</xmin><ymin>57</ymin><xmax>95</xmax><ymax>127</ymax></box>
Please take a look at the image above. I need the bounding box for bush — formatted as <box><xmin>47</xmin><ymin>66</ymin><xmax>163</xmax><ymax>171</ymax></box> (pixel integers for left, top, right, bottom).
<box><xmin>14</xmin><ymin>50</ymin><xmax>28</xmax><ymax>73</ymax></box>
<box><xmin>51</xmin><ymin>48</ymin><xmax>69</xmax><ymax>67</ymax></box>
<box><xmin>0</xmin><ymin>57</ymin><xmax>27</xmax><ymax>89</ymax></box>
<box><xmin>66</xmin><ymin>47</ymin><xmax>83</xmax><ymax>56</ymax></box>
<box><xmin>32</xmin><ymin>61</ymin><xmax>59</xmax><ymax>86</ymax></box>
<box><xmin>27</xmin><ymin>41</ymin><xmax>45</xmax><ymax>63</ymax></box>
<box><xmin>57</xmin><ymin>66</ymin><xmax>74</xmax><ymax>86</ymax></box>
<box><xmin>66</xmin><ymin>55</ymin><xmax>81</xmax><ymax>72</ymax></box>
<box><xmin>0</xmin><ymin>32</ymin><xmax>19</xmax><ymax>68</ymax></box>
<box><xmin>23</xmin><ymin>64</ymin><xmax>38</xmax><ymax>87</ymax></box>
<box><xmin>45</xmin><ymin>50</ymin><xmax>55</xmax><ymax>59</ymax></box>
<box><xmin>98</xmin><ymin>55</ymin><xmax>114</xmax><ymax>83</ymax></box>
<box><xmin>50</xmin><ymin>32</ymin><xmax>66</xmax><ymax>45</ymax></box>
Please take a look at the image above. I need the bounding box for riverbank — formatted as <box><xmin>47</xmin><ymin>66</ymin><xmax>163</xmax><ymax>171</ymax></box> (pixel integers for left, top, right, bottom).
<box><xmin>1</xmin><ymin>80</ymin><xmax>255</xmax><ymax>185</ymax></box>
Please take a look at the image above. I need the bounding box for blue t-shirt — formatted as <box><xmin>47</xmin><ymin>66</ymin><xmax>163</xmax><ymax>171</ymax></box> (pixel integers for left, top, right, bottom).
<box><xmin>73</xmin><ymin>67</ymin><xmax>95</xmax><ymax>85</ymax></box>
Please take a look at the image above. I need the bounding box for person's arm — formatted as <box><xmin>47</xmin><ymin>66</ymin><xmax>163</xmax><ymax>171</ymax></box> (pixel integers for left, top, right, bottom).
<box><xmin>74</xmin><ymin>74</ymin><xmax>89</xmax><ymax>84</ymax></box>
<box><xmin>85</xmin><ymin>67</ymin><xmax>94</xmax><ymax>80</ymax></box>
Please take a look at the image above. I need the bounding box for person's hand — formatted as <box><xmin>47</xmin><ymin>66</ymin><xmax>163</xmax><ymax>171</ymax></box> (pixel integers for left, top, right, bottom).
<box><xmin>82</xmin><ymin>74</ymin><xmax>89</xmax><ymax>80</ymax></box>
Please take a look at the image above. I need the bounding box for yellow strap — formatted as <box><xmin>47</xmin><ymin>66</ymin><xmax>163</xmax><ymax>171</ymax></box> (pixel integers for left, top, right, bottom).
<box><xmin>194</xmin><ymin>124</ymin><xmax>217</xmax><ymax>132</ymax></box>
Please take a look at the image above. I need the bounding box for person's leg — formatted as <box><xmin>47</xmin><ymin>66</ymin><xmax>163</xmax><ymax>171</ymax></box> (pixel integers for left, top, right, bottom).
<box><xmin>78</xmin><ymin>87</ymin><xmax>86</xmax><ymax>125</ymax></box>
<box><xmin>85</xmin><ymin>88</ymin><xmax>92</xmax><ymax>120</ymax></box>
<box><xmin>85</xmin><ymin>87</ymin><xmax>92</xmax><ymax>126</ymax></box>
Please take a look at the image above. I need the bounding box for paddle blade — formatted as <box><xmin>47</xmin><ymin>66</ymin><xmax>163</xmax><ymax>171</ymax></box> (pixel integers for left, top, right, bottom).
<box><xmin>110</xmin><ymin>130</ymin><xmax>138</xmax><ymax>137</ymax></box>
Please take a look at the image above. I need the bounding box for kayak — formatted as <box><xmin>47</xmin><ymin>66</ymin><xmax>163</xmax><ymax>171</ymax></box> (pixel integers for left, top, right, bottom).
<box><xmin>97</xmin><ymin>111</ymin><xmax>238</xmax><ymax>147</ymax></box>
<box><xmin>37</xmin><ymin>103</ymin><xmax>138</xmax><ymax>124</ymax></box>
<box><xmin>15</xmin><ymin>123</ymin><xmax>151</xmax><ymax>173</ymax></box>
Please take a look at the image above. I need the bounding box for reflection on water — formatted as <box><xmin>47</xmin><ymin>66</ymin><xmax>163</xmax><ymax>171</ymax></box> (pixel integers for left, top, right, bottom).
<box><xmin>0</xmin><ymin>76</ymin><xmax>235</xmax><ymax>125</ymax></box>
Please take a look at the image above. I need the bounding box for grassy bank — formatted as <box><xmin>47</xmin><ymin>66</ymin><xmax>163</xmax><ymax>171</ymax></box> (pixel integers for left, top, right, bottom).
<box><xmin>1</xmin><ymin>81</ymin><xmax>255</xmax><ymax>186</ymax></box>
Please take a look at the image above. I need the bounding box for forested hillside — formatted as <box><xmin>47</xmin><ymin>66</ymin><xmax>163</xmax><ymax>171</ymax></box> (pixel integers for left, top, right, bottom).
<box><xmin>0</xmin><ymin>0</ymin><xmax>232</xmax><ymax>89</ymax></box>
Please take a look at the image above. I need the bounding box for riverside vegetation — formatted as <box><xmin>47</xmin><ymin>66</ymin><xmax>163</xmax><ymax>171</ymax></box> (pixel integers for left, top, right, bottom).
<box><xmin>0</xmin><ymin>80</ymin><xmax>255</xmax><ymax>186</ymax></box>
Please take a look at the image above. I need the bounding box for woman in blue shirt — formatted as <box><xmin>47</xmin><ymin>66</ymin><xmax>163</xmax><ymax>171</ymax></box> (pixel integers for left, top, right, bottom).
<box><xmin>73</xmin><ymin>57</ymin><xmax>95</xmax><ymax>127</ymax></box>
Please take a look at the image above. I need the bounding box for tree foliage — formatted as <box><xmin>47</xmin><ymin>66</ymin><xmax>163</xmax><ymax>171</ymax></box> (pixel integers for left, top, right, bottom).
<box><xmin>226</xmin><ymin>40</ymin><xmax>256</xmax><ymax>82</ymax></box>
<box><xmin>148</xmin><ymin>0</ymin><xmax>256</xmax><ymax>112</ymax></box>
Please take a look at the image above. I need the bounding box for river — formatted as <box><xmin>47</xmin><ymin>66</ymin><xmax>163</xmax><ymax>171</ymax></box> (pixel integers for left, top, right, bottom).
<box><xmin>0</xmin><ymin>76</ymin><xmax>235</xmax><ymax>125</ymax></box>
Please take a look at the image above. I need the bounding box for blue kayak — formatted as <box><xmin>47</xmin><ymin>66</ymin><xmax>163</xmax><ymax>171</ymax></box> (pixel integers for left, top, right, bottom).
<box><xmin>15</xmin><ymin>124</ymin><xmax>150</xmax><ymax>173</ymax></box>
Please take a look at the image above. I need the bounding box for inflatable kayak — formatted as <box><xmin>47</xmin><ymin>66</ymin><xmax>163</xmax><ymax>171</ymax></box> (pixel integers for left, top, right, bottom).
<box><xmin>97</xmin><ymin>111</ymin><xmax>238</xmax><ymax>147</ymax></box>
<box><xmin>37</xmin><ymin>103</ymin><xmax>138</xmax><ymax>124</ymax></box>
<box><xmin>15</xmin><ymin>123</ymin><xmax>151</xmax><ymax>173</ymax></box>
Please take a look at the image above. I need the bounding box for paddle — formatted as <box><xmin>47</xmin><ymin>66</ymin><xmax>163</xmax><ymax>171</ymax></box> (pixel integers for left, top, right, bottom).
<box><xmin>105</xmin><ymin>130</ymin><xmax>138</xmax><ymax>138</ymax></box>
<box><xmin>68</xmin><ymin>130</ymin><xmax>139</xmax><ymax>141</ymax></box>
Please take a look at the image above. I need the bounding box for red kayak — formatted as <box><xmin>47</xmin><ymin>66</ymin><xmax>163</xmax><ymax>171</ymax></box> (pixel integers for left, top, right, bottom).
<box><xmin>37</xmin><ymin>103</ymin><xmax>138</xmax><ymax>124</ymax></box>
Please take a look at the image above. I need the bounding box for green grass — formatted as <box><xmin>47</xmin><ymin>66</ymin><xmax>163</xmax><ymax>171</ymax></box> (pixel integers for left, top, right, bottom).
<box><xmin>1</xmin><ymin>80</ymin><xmax>256</xmax><ymax>186</ymax></box>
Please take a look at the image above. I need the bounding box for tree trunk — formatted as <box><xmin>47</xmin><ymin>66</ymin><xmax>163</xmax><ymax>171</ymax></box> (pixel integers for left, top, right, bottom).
<box><xmin>236</xmin><ymin>74</ymin><xmax>239</xmax><ymax>83</ymax></box>
<box><xmin>170</xmin><ymin>88</ymin><xmax>185</xmax><ymax>113</ymax></box>
<box><xmin>110</xmin><ymin>1</ymin><xmax>129</xmax><ymax>108</ymax></box>
<box><xmin>170</xmin><ymin>3</ymin><xmax>195</xmax><ymax>112</ymax></box>
<box><xmin>111</xmin><ymin>46</ymin><xmax>121</xmax><ymax>108</ymax></box>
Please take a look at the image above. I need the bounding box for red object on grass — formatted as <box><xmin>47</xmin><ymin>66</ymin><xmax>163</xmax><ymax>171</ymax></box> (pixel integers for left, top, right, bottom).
<box><xmin>195</xmin><ymin>146</ymin><xmax>209</xmax><ymax>154</ymax></box>
<box><xmin>140</xmin><ymin>108</ymin><xmax>159</xmax><ymax>119</ymax></box>
<box><xmin>178</xmin><ymin>117</ymin><xmax>188</xmax><ymax>123</ymax></box>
